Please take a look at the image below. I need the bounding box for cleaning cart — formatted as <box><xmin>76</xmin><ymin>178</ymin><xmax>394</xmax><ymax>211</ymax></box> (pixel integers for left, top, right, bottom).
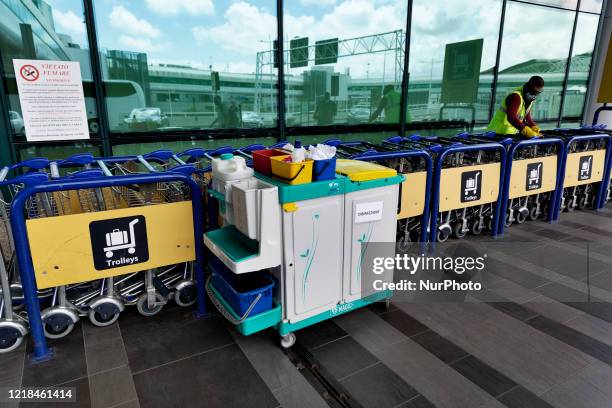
<box><xmin>204</xmin><ymin>151</ymin><xmax>403</xmax><ymax>347</ymax></box>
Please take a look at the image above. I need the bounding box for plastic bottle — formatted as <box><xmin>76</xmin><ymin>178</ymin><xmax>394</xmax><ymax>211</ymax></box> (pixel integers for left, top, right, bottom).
<box><xmin>212</xmin><ymin>153</ymin><xmax>254</xmax><ymax>188</ymax></box>
<box><xmin>292</xmin><ymin>140</ymin><xmax>306</xmax><ymax>163</ymax></box>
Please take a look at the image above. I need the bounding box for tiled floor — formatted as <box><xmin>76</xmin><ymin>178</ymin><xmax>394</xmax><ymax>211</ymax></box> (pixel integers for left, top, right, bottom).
<box><xmin>2</xmin><ymin>207</ymin><xmax>612</xmax><ymax>407</ymax></box>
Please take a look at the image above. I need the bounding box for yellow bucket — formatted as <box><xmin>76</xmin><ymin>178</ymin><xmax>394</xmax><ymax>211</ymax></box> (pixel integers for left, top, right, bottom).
<box><xmin>270</xmin><ymin>155</ymin><xmax>313</xmax><ymax>185</ymax></box>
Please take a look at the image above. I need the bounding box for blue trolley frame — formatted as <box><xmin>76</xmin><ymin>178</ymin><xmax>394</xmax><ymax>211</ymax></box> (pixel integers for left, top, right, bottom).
<box><xmin>10</xmin><ymin>171</ymin><xmax>206</xmax><ymax>361</ymax></box>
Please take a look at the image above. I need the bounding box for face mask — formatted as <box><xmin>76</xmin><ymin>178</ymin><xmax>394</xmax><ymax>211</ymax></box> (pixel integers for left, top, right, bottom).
<box><xmin>524</xmin><ymin>91</ymin><xmax>536</xmax><ymax>102</ymax></box>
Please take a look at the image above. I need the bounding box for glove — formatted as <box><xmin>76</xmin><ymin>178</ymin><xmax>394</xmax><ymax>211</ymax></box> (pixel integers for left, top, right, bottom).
<box><xmin>531</xmin><ymin>125</ymin><xmax>541</xmax><ymax>134</ymax></box>
<box><xmin>520</xmin><ymin>126</ymin><xmax>539</xmax><ymax>138</ymax></box>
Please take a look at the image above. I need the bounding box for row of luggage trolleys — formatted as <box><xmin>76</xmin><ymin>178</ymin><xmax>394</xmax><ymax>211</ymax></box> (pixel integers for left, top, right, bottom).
<box><xmin>326</xmin><ymin>127</ymin><xmax>612</xmax><ymax>246</ymax></box>
<box><xmin>1</xmin><ymin>128</ymin><xmax>611</xmax><ymax>356</ymax></box>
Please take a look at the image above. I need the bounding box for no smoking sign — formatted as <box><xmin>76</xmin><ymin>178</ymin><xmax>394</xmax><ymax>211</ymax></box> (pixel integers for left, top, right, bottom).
<box><xmin>19</xmin><ymin>64</ymin><xmax>39</xmax><ymax>82</ymax></box>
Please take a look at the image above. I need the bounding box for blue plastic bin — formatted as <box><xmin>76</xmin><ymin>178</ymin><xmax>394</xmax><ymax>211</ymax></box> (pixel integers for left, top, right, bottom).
<box><xmin>209</xmin><ymin>258</ymin><xmax>275</xmax><ymax>317</ymax></box>
<box><xmin>313</xmin><ymin>157</ymin><xmax>336</xmax><ymax>181</ymax></box>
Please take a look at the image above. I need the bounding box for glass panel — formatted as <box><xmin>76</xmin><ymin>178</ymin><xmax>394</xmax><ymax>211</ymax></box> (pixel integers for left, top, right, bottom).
<box><xmin>562</xmin><ymin>12</ymin><xmax>599</xmax><ymax>120</ymax></box>
<box><xmin>495</xmin><ymin>2</ymin><xmax>575</xmax><ymax>122</ymax></box>
<box><xmin>283</xmin><ymin>1</ymin><xmax>409</xmax><ymax>127</ymax></box>
<box><xmin>0</xmin><ymin>0</ymin><xmax>98</xmax><ymax>138</ymax></box>
<box><xmin>520</xmin><ymin>0</ymin><xmax>578</xmax><ymax>10</ymax></box>
<box><xmin>92</xmin><ymin>1</ymin><xmax>278</xmax><ymax>132</ymax></box>
<box><xmin>286</xmin><ymin>131</ymin><xmax>398</xmax><ymax>145</ymax></box>
<box><xmin>111</xmin><ymin>137</ymin><xmax>278</xmax><ymax>156</ymax></box>
<box><xmin>17</xmin><ymin>142</ymin><xmax>101</xmax><ymax>161</ymax></box>
<box><xmin>580</xmin><ymin>0</ymin><xmax>604</xmax><ymax>13</ymax></box>
<box><xmin>409</xmin><ymin>0</ymin><xmax>503</xmax><ymax>124</ymax></box>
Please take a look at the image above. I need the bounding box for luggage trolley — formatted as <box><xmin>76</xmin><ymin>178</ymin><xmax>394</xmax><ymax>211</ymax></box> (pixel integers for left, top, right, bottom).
<box><xmin>541</xmin><ymin>129</ymin><xmax>612</xmax><ymax>219</ymax></box>
<box><xmin>324</xmin><ymin>139</ymin><xmax>433</xmax><ymax>247</ymax></box>
<box><xmin>10</xmin><ymin>160</ymin><xmax>206</xmax><ymax>360</ymax></box>
<box><xmin>553</xmin><ymin>125</ymin><xmax>612</xmax><ymax>208</ymax></box>
<box><xmin>386</xmin><ymin>135</ymin><xmax>507</xmax><ymax>242</ymax></box>
<box><xmin>453</xmin><ymin>133</ymin><xmax>565</xmax><ymax>234</ymax></box>
<box><xmin>95</xmin><ymin>152</ymin><xmax>202</xmax><ymax>316</ymax></box>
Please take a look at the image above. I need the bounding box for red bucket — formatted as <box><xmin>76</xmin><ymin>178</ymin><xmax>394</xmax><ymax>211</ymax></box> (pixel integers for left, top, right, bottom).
<box><xmin>252</xmin><ymin>149</ymin><xmax>287</xmax><ymax>175</ymax></box>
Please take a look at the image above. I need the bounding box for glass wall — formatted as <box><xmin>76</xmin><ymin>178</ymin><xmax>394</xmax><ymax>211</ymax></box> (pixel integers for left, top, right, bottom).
<box><xmin>92</xmin><ymin>0</ymin><xmax>278</xmax><ymax>133</ymax></box>
<box><xmin>0</xmin><ymin>0</ymin><xmax>97</xmax><ymax>140</ymax></box>
<box><xmin>495</xmin><ymin>1</ymin><xmax>575</xmax><ymax>122</ymax></box>
<box><xmin>0</xmin><ymin>0</ymin><xmax>606</xmax><ymax>164</ymax></box>
<box><xmin>408</xmin><ymin>0</ymin><xmax>503</xmax><ymax>124</ymax></box>
<box><xmin>283</xmin><ymin>1</ymin><xmax>408</xmax><ymax>127</ymax></box>
<box><xmin>562</xmin><ymin>11</ymin><xmax>600</xmax><ymax>120</ymax></box>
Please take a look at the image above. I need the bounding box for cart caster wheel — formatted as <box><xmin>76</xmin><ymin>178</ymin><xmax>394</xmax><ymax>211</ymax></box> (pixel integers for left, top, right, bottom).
<box><xmin>541</xmin><ymin>203</ymin><xmax>550</xmax><ymax>219</ymax></box>
<box><xmin>42</xmin><ymin>308</ymin><xmax>78</xmax><ymax>339</ymax></box>
<box><xmin>88</xmin><ymin>306</ymin><xmax>121</xmax><ymax>327</ymax></box>
<box><xmin>0</xmin><ymin>324</ymin><xmax>26</xmax><ymax>353</ymax></box>
<box><xmin>577</xmin><ymin>195</ymin><xmax>588</xmax><ymax>210</ymax></box>
<box><xmin>174</xmin><ymin>281</ymin><xmax>197</xmax><ymax>308</ymax></box>
<box><xmin>505</xmin><ymin>213</ymin><xmax>513</xmax><ymax>227</ymax></box>
<box><xmin>529</xmin><ymin>206</ymin><xmax>539</xmax><ymax>221</ymax></box>
<box><xmin>486</xmin><ymin>217</ymin><xmax>494</xmax><ymax>231</ymax></box>
<box><xmin>566</xmin><ymin>198</ymin><xmax>576</xmax><ymax>212</ymax></box>
<box><xmin>136</xmin><ymin>293</ymin><xmax>165</xmax><ymax>317</ymax></box>
<box><xmin>437</xmin><ymin>229</ymin><xmax>450</xmax><ymax>243</ymax></box>
<box><xmin>280</xmin><ymin>333</ymin><xmax>296</xmax><ymax>349</ymax></box>
<box><xmin>43</xmin><ymin>315</ymin><xmax>75</xmax><ymax>339</ymax></box>
<box><xmin>396</xmin><ymin>234</ymin><xmax>411</xmax><ymax>252</ymax></box>
<box><xmin>515</xmin><ymin>210</ymin><xmax>527</xmax><ymax>224</ymax></box>
<box><xmin>471</xmin><ymin>220</ymin><xmax>484</xmax><ymax>235</ymax></box>
<box><xmin>453</xmin><ymin>221</ymin><xmax>468</xmax><ymax>239</ymax></box>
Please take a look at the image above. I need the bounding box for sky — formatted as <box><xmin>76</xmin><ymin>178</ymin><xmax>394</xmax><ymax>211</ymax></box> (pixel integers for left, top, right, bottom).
<box><xmin>44</xmin><ymin>0</ymin><xmax>602</xmax><ymax>80</ymax></box>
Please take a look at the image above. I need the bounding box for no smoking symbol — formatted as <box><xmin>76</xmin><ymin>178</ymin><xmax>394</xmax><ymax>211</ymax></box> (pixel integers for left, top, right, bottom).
<box><xmin>20</xmin><ymin>65</ymin><xmax>39</xmax><ymax>82</ymax></box>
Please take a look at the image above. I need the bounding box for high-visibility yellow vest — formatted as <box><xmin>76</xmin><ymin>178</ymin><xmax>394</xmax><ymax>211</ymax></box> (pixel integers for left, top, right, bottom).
<box><xmin>486</xmin><ymin>86</ymin><xmax>534</xmax><ymax>134</ymax></box>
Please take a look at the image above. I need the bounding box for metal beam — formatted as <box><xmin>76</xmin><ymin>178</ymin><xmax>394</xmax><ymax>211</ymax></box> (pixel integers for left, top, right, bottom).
<box><xmin>83</xmin><ymin>0</ymin><xmax>112</xmax><ymax>156</ymax></box>
<box><xmin>557</xmin><ymin>1</ymin><xmax>581</xmax><ymax>127</ymax></box>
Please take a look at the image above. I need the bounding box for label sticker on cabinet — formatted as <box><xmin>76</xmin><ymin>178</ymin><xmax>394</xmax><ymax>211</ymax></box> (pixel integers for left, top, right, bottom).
<box><xmin>355</xmin><ymin>201</ymin><xmax>384</xmax><ymax>223</ymax></box>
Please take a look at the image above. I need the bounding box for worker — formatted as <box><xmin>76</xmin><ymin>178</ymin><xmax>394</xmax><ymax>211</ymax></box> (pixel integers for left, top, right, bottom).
<box><xmin>313</xmin><ymin>92</ymin><xmax>337</xmax><ymax>125</ymax></box>
<box><xmin>369</xmin><ymin>85</ymin><xmax>411</xmax><ymax>124</ymax></box>
<box><xmin>487</xmin><ymin>76</ymin><xmax>544</xmax><ymax>138</ymax></box>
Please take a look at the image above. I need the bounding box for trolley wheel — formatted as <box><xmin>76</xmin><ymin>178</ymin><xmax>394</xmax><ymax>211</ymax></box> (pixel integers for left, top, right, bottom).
<box><xmin>486</xmin><ymin>217</ymin><xmax>494</xmax><ymax>231</ymax></box>
<box><xmin>541</xmin><ymin>203</ymin><xmax>550</xmax><ymax>219</ymax></box>
<box><xmin>136</xmin><ymin>293</ymin><xmax>165</xmax><ymax>317</ymax></box>
<box><xmin>566</xmin><ymin>198</ymin><xmax>576</xmax><ymax>212</ymax></box>
<box><xmin>471</xmin><ymin>219</ymin><xmax>484</xmax><ymax>235</ymax></box>
<box><xmin>0</xmin><ymin>325</ymin><xmax>25</xmax><ymax>353</ymax></box>
<box><xmin>453</xmin><ymin>221</ymin><xmax>468</xmax><ymax>239</ymax></box>
<box><xmin>396</xmin><ymin>234</ymin><xmax>411</xmax><ymax>252</ymax></box>
<box><xmin>280</xmin><ymin>333</ymin><xmax>296</xmax><ymax>349</ymax></box>
<box><xmin>515</xmin><ymin>210</ymin><xmax>527</xmax><ymax>224</ymax></box>
<box><xmin>43</xmin><ymin>312</ymin><xmax>76</xmax><ymax>339</ymax></box>
<box><xmin>437</xmin><ymin>229</ymin><xmax>450</xmax><ymax>243</ymax></box>
<box><xmin>577</xmin><ymin>195</ymin><xmax>588</xmax><ymax>210</ymax></box>
<box><xmin>88</xmin><ymin>304</ymin><xmax>121</xmax><ymax>327</ymax></box>
<box><xmin>175</xmin><ymin>283</ymin><xmax>197</xmax><ymax>308</ymax></box>
<box><xmin>529</xmin><ymin>206</ymin><xmax>539</xmax><ymax>221</ymax></box>
<box><xmin>505</xmin><ymin>213</ymin><xmax>513</xmax><ymax>227</ymax></box>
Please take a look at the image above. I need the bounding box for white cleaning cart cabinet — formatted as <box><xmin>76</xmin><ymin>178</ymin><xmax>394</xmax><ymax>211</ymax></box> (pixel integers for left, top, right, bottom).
<box><xmin>204</xmin><ymin>160</ymin><xmax>403</xmax><ymax>347</ymax></box>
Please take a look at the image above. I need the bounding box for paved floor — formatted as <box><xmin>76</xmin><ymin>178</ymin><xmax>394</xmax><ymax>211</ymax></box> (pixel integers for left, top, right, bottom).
<box><xmin>2</xmin><ymin>207</ymin><xmax>612</xmax><ymax>407</ymax></box>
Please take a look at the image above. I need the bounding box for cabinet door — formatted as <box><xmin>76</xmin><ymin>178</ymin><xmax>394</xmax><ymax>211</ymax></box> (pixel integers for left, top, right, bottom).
<box><xmin>343</xmin><ymin>186</ymin><xmax>398</xmax><ymax>303</ymax></box>
<box><xmin>288</xmin><ymin>196</ymin><xmax>343</xmax><ymax>319</ymax></box>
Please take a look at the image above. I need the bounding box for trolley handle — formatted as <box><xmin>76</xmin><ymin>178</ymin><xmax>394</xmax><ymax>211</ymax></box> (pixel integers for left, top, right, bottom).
<box><xmin>96</xmin><ymin>160</ymin><xmax>114</xmax><ymax>177</ymax></box>
<box><xmin>137</xmin><ymin>155</ymin><xmax>158</xmax><ymax>173</ymax></box>
<box><xmin>0</xmin><ymin>167</ymin><xmax>9</xmax><ymax>182</ymax></box>
<box><xmin>49</xmin><ymin>162</ymin><xmax>60</xmax><ymax>179</ymax></box>
<box><xmin>205</xmin><ymin>276</ymin><xmax>261</xmax><ymax>324</ymax></box>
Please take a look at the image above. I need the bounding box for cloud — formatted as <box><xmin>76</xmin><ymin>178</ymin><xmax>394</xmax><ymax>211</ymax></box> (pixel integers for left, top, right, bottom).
<box><xmin>192</xmin><ymin>2</ymin><xmax>277</xmax><ymax>55</ymax></box>
<box><xmin>52</xmin><ymin>9</ymin><xmax>86</xmax><ymax>43</ymax></box>
<box><xmin>109</xmin><ymin>6</ymin><xmax>161</xmax><ymax>38</ymax></box>
<box><xmin>145</xmin><ymin>0</ymin><xmax>215</xmax><ymax>16</ymax></box>
<box><xmin>299</xmin><ymin>0</ymin><xmax>336</xmax><ymax>6</ymax></box>
<box><xmin>118</xmin><ymin>35</ymin><xmax>168</xmax><ymax>53</ymax></box>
